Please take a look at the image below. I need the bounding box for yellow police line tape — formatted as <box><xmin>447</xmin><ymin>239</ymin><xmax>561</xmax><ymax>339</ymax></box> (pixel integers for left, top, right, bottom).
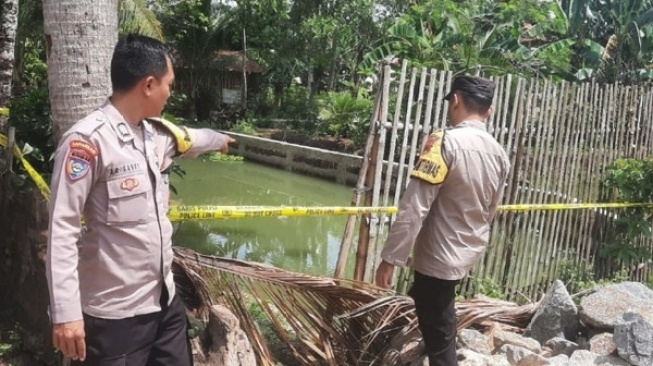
<box><xmin>167</xmin><ymin>205</ymin><xmax>399</xmax><ymax>221</ymax></box>
<box><xmin>167</xmin><ymin>202</ymin><xmax>653</xmax><ymax>220</ymax></box>
<box><xmin>3</xmin><ymin>129</ymin><xmax>653</xmax><ymax>220</ymax></box>
<box><xmin>0</xmin><ymin>131</ymin><xmax>52</xmax><ymax>201</ymax></box>
<box><xmin>499</xmin><ymin>202</ymin><xmax>653</xmax><ymax>211</ymax></box>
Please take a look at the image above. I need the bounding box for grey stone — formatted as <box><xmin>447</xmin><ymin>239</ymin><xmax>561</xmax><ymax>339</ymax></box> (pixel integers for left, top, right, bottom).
<box><xmin>543</xmin><ymin>337</ymin><xmax>579</xmax><ymax>357</ymax></box>
<box><xmin>589</xmin><ymin>332</ymin><xmax>617</xmax><ymax>356</ymax></box>
<box><xmin>516</xmin><ymin>354</ymin><xmax>569</xmax><ymax>366</ymax></box>
<box><xmin>614</xmin><ymin>312</ymin><xmax>653</xmax><ymax>365</ymax></box>
<box><xmin>498</xmin><ymin>344</ymin><xmax>536</xmax><ymax>366</ymax></box>
<box><xmin>458</xmin><ymin>328</ymin><xmax>492</xmax><ymax>355</ymax></box>
<box><xmin>205</xmin><ymin>305</ymin><xmax>257</xmax><ymax>366</ymax></box>
<box><xmin>487</xmin><ymin>354</ymin><xmax>511</xmax><ymax>366</ymax></box>
<box><xmin>547</xmin><ymin>354</ymin><xmax>570</xmax><ymax>366</ymax></box>
<box><xmin>568</xmin><ymin>350</ymin><xmax>630</xmax><ymax>366</ymax></box>
<box><xmin>526</xmin><ymin>280</ymin><xmax>580</xmax><ymax>343</ymax></box>
<box><xmin>493</xmin><ymin>330</ymin><xmax>542</xmax><ymax>354</ymax></box>
<box><xmin>458</xmin><ymin>349</ymin><xmax>489</xmax><ymax>366</ymax></box>
<box><xmin>516</xmin><ymin>353</ymin><xmax>550</xmax><ymax>365</ymax></box>
<box><xmin>579</xmin><ymin>282</ymin><xmax>653</xmax><ymax>330</ymax></box>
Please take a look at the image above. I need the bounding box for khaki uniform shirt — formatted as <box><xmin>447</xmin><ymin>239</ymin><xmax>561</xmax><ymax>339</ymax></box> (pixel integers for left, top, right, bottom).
<box><xmin>47</xmin><ymin>101</ymin><xmax>228</xmax><ymax>323</ymax></box>
<box><xmin>381</xmin><ymin>120</ymin><xmax>510</xmax><ymax>280</ymax></box>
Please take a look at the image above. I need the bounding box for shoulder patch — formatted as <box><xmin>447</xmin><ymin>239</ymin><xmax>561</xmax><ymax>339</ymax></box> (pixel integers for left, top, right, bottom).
<box><xmin>411</xmin><ymin>130</ymin><xmax>449</xmax><ymax>184</ymax></box>
<box><xmin>147</xmin><ymin>117</ymin><xmax>193</xmax><ymax>155</ymax></box>
<box><xmin>66</xmin><ymin>140</ymin><xmax>98</xmax><ymax>181</ymax></box>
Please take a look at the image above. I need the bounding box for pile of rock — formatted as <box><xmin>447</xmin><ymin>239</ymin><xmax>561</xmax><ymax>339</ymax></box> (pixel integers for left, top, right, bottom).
<box><xmin>454</xmin><ymin>280</ymin><xmax>653</xmax><ymax>366</ymax></box>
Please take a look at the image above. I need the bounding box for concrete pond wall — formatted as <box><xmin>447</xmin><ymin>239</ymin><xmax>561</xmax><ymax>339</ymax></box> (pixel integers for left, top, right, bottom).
<box><xmin>225</xmin><ymin>132</ymin><xmax>364</xmax><ymax>186</ymax></box>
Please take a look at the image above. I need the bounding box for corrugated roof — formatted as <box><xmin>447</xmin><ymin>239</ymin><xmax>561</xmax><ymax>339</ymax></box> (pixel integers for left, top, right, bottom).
<box><xmin>215</xmin><ymin>50</ymin><xmax>265</xmax><ymax>73</ymax></box>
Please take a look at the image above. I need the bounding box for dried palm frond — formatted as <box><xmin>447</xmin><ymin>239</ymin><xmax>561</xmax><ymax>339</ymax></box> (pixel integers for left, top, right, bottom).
<box><xmin>173</xmin><ymin>248</ymin><xmax>541</xmax><ymax>366</ymax></box>
<box><xmin>172</xmin><ymin>247</ymin><xmax>419</xmax><ymax>366</ymax></box>
<box><xmin>456</xmin><ymin>295</ymin><xmax>541</xmax><ymax>333</ymax></box>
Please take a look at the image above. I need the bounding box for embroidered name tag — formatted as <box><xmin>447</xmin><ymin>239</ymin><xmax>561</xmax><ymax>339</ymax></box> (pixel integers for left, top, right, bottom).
<box><xmin>66</xmin><ymin>140</ymin><xmax>98</xmax><ymax>181</ymax></box>
<box><xmin>411</xmin><ymin>130</ymin><xmax>449</xmax><ymax>184</ymax></box>
<box><xmin>108</xmin><ymin>162</ymin><xmax>142</xmax><ymax>178</ymax></box>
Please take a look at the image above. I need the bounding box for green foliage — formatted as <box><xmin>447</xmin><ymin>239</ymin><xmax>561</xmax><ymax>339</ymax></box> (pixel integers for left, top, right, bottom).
<box><xmin>0</xmin><ymin>321</ymin><xmax>59</xmax><ymax>365</ymax></box>
<box><xmin>8</xmin><ymin>86</ymin><xmax>54</xmax><ymax>178</ymax></box>
<box><xmin>316</xmin><ymin>86</ymin><xmax>373</xmax><ymax>145</ymax></box>
<box><xmin>602</xmin><ymin>157</ymin><xmax>653</xmax><ymax>264</ymax></box>
<box><xmin>0</xmin><ymin>342</ymin><xmax>13</xmax><ymax>357</ymax></box>
<box><xmin>469</xmin><ymin>276</ymin><xmax>505</xmax><ymax>299</ymax></box>
<box><xmin>248</xmin><ymin>84</ymin><xmax>321</xmax><ymax>135</ymax></box>
<box><xmin>159</xmin><ymin>0</ymin><xmax>234</xmax><ymax>120</ymax></box>
<box><xmin>14</xmin><ymin>37</ymin><xmax>48</xmax><ymax>89</ymax></box>
<box><xmin>119</xmin><ymin>0</ymin><xmax>164</xmax><ymax>40</ymax></box>
<box><xmin>231</xmin><ymin>120</ymin><xmax>257</xmax><ymax>135</ymax></box>
<box><xmin>203</xmin><ymin>152</ymin><xmax>244</xmax><ymax>162</ymax></box>
<box><xmin>559</xmin><ymin>258</ymin><xmax>599</xmax><ymax>296</ymax></box>
<box><xmin>559</xmin><ymin>257</ymin><xmax>630</xmax><ymax>303</ymax></box>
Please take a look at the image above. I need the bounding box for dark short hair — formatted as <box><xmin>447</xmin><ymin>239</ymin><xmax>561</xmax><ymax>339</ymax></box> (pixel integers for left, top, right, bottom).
<box><xmin>458</xmin><ymin>91</ymin><xmax>493</xmax><ymax>115</ymax></box>
<box><xmin>444</xmin><ymin>75</ymin><xmax>494</xmax><ymax>114</ymax></box>
<box><xmin>110</xmin><ymin>34</ymin><xmax>172</xmax><ymax>92</ymax></box>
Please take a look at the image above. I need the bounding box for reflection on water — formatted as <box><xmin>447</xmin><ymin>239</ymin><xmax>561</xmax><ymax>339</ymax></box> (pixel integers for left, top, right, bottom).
<box><xmin>170</xmin><ymin>159</ymin><xmax>357</xmax><ymax>277</ymax></box>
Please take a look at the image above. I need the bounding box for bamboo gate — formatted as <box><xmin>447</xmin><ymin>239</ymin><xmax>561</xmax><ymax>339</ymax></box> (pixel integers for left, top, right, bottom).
<box><xmin>336</xmin><ymin>61</ymin><xmax>653</xmax><ymax>301</ymax></box>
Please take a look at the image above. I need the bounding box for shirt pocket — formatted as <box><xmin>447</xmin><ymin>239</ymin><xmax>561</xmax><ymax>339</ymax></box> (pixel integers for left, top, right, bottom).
<box><xmin>106</xmin><ymin>173</ymin><xmax>151</xmax><ymax>224</ymax></box>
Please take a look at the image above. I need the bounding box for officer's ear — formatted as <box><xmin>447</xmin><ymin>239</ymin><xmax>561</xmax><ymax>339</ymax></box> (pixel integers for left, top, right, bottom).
<box><xmin>142</xmin><ymin>76</ymin><xmax>157</xmax><ymax>97</ymax></box>
<box><xmin>483</xmin><ymin>105</ymin><xmax>495</xmax><ymax>119</ymax></box>
<box><xmin>451</xmin><ymin>93</ymin><xmax>461</xmax><ymax>109</ymax></box>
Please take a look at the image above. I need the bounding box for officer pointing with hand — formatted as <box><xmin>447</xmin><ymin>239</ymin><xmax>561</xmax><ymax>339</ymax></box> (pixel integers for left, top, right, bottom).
<box><xmin>46</xmin><ymin>34</ymin><xmax>235</xmax><ymax>365</ymax></box>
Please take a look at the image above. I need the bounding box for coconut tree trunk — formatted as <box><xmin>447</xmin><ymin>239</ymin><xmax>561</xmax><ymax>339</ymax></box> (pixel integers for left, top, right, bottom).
<box><xmin>43</xmin><ymin>0</ymin><xmax>118</xmax><ymax>143</ymax></box>
<box><xmin>0</xmin><ymin>0</ymin><xmax>19</xmax><ymax>125</ymax></box>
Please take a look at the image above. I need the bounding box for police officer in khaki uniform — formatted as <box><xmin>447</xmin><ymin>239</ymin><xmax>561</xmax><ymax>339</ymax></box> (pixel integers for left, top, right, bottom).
<box><xmin>375</xmin><ymin>75</ymin><xmax>510</xmax><ymax>366</ymax></box>
<box><xmin>46</xmin><ymin>35</ymin><xmax>235</xmax><ymax>365</ymax></box>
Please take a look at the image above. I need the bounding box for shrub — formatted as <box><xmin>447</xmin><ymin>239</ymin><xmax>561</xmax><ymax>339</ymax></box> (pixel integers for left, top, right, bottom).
<box><xmin>602</xmin><ymin>157</ymin><xmax>653</xmax><ymax>265</ymax></box>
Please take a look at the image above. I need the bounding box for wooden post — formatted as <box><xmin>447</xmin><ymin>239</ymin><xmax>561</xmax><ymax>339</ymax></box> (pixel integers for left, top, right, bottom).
<box><xmin>354</xmin><ymin>133</ymin><xmax>380</xmax><ymax>282</ymax></box>
<box><xmin>333</xmin><ymin>68</ymin><xmax>385</xmax><ymax>279</ymax></box>
<box><xmin>241</xmin><ymin>28</ymin><xmax>248</xmax><ymax>111</ymax></box>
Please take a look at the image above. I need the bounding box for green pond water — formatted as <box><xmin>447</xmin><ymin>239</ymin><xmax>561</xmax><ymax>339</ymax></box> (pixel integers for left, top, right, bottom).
<box><xmin>170</xmin><ymin>158</ymin><xmax>358</xmax><ymax>278</ymax></box>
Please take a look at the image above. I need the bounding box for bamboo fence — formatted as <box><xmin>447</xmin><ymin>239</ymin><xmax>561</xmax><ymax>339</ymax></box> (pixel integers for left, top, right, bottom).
<box><xmin>341</xmin><ymin>61</ymin><xmax>653</xmax><ymax>301</ymax></box>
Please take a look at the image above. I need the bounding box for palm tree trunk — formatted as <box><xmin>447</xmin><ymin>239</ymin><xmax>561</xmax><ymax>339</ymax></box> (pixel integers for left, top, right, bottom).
<box><xmin>42</xmin><ymin>0</ymin><xmax>118</xmax><ymax>143</ymax></box>
<box><xmin>0</xmin><ymin>0</ymin><xmax>19</xmax><ymax>124</ymax></box>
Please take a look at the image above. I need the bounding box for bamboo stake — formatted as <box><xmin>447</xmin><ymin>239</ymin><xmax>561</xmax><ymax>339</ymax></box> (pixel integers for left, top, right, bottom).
<box><xmin>516</xmin><ymin>79</ymin><xmax>555</xmax><ymax>298</ymax></box>
<box><xmin>354</xmin><ymin>131</ymin><xmax>380</xmax><ymax>282</ymax></box>
<box><xmin>506</xmin><ymin>78</ymin><xmax>545</xmax><ymax>298</ymax></box>
<box><xmin>381</xmin><ymin>60</ymin><xmax>407</xmax><ymax>217</ymax></box>
<box><xmin>364</xmin><ymin>65</ymin><xmax>393</xmax><ymax>282</ymax></box>
<box><xmin>392</xmin><ymin>68</ymin><xmax>419</xmax><ymax>207</ymax></box>
<box><xmin>534</xmin><ymin>80</ymin><xmax>571</xmax><ymax>295</ymax></box>
<box><xmin>573</xmin><ymin>83</ymin><xmax>599</xmax><ymax>268</ymax></box>
<box><xmin>549</xmin><ymin>81</ymin><xmax>579</xmax><ymax>287</ymax></box>
<box><xmin>334</xmin><ymin>68</ymin><xmax>386</xmax><ymax>279</ymax></box>
<box><xmin>405</xmin><ymin>68</ymin><xmax>429</xmax><ymax>177</ymax></box>
<box><xmin>498</xmin><ymin>77</ymin><xmax>531</xmax><ymax>293</ymax></box>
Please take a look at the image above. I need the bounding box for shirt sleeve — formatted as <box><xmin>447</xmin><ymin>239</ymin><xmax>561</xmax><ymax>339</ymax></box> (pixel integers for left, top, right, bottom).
<box><xmin>46</xmin><ymin>133</ymin><xmax>100</xmax><ymax>324</ymax></box>
<box><xmin>182</xmin><ymin>128</ymin><xmax>228</xmax><ymax>158</ymax></box>
<box><xmin>381</xmin><ymin>135</ymin><xmax>455</xmax><ymax>267</ymax></box>
<box><xmin>380</xmin><ymin>179</ymin><xmax>442</xmax><ymax>267</ymax></box>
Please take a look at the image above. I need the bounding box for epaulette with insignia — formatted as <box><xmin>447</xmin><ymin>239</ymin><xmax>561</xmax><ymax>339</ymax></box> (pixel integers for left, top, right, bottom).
<box><xmin>146</xmin><ymin>117</ymin><xmax>194</xmax><ymax>155</ymax></box>
<box><xmin>411</xmin><ymin>130</ymin><xmax>449</xmax><ymax>184</ymax></box>
<box><xmin>64</xmin><ymin>113</ymin><xmax>106</xmax><ymax>138</ymax></box>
